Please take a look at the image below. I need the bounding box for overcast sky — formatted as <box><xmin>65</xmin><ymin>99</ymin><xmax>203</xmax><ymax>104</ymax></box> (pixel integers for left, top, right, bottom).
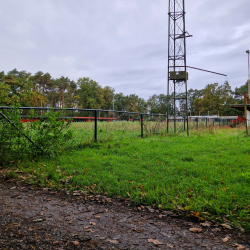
<box><xmin>0</xmin><ymin>0</ymin><xmax>249</xmax><ymax>100</ymax></box>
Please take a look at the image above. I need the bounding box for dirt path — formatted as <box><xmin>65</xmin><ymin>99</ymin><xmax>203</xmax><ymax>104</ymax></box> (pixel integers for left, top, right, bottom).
<box><xmin>0</xmin><ymin>181</ymin><xmax>249</xmax><ymax>250</ymax></box>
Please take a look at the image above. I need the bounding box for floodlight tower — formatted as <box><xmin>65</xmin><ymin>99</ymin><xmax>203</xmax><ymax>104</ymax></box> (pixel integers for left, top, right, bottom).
<box><xmin>167</xmin><ymin>0</ymin><xmax>191</xmax><ymax>135</ymax></box>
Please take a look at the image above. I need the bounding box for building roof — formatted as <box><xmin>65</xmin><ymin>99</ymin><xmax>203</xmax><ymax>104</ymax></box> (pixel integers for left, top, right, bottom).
<box><xmin>227</xmin><ymin>104</ymin><xmax>250</xmax><ymax>111</ymax></box>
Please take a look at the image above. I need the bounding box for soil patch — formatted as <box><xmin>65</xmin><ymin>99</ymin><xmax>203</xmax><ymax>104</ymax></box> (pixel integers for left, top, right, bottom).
<box><xmin>0</xmin><ymin>180</ymin><xmax>249</xmax><ymax>250</ymax></box>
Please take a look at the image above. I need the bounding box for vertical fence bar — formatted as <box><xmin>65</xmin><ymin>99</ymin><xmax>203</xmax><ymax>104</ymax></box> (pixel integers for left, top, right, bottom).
<box><xmin>184</xmin><ymin>117</ymin><xmax>186</xmax><ymax>131</ymax></box>
<box><xmin>246</xmin><ymin>119</ymin><xmax>248</xmax><ymax>135</ymax></box>
<box><xmin>196</xmin><ymin>118</ymin><xmax>198</xmax><ymax>130</ymax></box>
<box><xmin>141</xmin><ymin>114</ymin><xmax>143</xmax><ymax>138</ymax></box>
<box><xmin>94</xmin><ymin>110</ymin><xmax>97</xmax><ymax>142</ymax></box>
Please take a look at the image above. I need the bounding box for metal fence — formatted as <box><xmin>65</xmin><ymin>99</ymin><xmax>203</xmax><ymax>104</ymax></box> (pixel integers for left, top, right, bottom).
<box><xmin>0</xmin><ymin>107</ymin><xmax>248</xmax><ymax>155</ymax></box>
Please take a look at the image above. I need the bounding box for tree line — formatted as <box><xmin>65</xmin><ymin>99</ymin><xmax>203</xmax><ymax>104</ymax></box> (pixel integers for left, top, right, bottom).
<box><xmin>0</xmin><ymin>68</ymin><xmax>247</xmax><ymax>116</ymax></box>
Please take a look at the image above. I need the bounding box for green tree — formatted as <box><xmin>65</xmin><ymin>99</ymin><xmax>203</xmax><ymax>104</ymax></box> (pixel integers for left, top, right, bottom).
<box><xmin>234</xmin><ymin>81</ymin><xmax>248</xmax><ymax>104</ymax></box>
<box><xmin>76</xmin><ymin>77</ymin><xmax>104</xmax><ymax>109</ymax></box>
<box><xmin>193</xmin><ymin>81</ymin><xmax>238</xmax><ymax>116</ymax></box>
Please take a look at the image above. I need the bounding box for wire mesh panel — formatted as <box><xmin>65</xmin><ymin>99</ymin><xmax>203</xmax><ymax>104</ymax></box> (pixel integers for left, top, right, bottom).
<box><xmin>143</xmin><ymin>114</ymin><xmax>167</xmax><ymax>137</ymax></box>
<box><xmin>65</xmin><ymin>109</ymin><xmax>95</xmax><ymax>148</ymax></box>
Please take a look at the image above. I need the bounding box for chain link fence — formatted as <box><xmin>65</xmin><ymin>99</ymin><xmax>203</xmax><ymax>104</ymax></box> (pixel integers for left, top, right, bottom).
<box><xmin>0</xmin><ymin>106</ymin><xmax>248</xmax><ymax>164</ymax></box>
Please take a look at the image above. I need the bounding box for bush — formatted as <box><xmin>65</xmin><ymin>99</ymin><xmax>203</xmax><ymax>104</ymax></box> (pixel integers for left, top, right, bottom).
<box><xmin>0</xmin><ymin>106</ymin><xmax>73</xmax><ymax>165</ymax></box>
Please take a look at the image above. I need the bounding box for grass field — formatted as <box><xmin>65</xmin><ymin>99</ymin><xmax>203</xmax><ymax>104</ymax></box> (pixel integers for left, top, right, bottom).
<box><xmin>5</xmin><ymin>125</ymin><xmax>250</xmax><ymax>230</ymax></box>
<box><xmin>64</xmin><ymin>119</ymin><xmax>229</xmax><ymax>147</ymax></box>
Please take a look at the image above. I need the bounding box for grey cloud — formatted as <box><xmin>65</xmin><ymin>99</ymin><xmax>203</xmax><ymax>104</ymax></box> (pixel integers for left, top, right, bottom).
<box><xmin>0</xmin><ymin>0</ymin><xmax>249</xmax><ymax>99</ymax></box>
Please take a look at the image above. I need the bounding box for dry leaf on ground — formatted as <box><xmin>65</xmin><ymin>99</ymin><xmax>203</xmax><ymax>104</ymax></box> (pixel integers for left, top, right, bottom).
<box><xmin>166</xmin><ymin>243</ymin><xmax>174</xmax><ymax>248</ymax></box>
<box><xmin>90</xmin><ymin>222</ymin><xmax>96</xmax><ymax>225</ymax></box>
<box><xmin>238</xmin><ymin>226</ymin><xmax>245</xmax><ymax>232</ymax></box>
<box><xmin>52</xmin><ymin>241</ymin><xmax>61</xmax><ymax>244</ymax></box>
<box><xmin>189</xmin><ymin>228</ymin><xmax>202</xmax><ymax>233</ymax></box>
<box><xmin>147</xmin><ymin>238</ymin><xmax>163</xmax><ymax>245</ymax></box>
<box><xmin>72</xmin><ymin>241</ymin><xmax>80</xmax><ymax>245</ymax></box>
<box><xmin>200</xmin><ymin>221</ymin><xmax>211</xmax><ymax>227</ymax></box>
<box><xmin>233</xmin><ymin>244</ymin><xmax>245</xmax><ymax>250</ymax></box>
<box><xmin>107</xmin><ymin>239</ymin><xmax>119</xmax><ymax>244</ymax></box>
<box><xmin>85</xmin><ymin>228</ymin><xmax>95</xmax><ymax>233</ymax></box>
<box><xmin>222</xmin><ymin>237</ymin><xmax>230</xmax><ymax>242</ymax></box>
<box><xmin>221</xmin><ymin>223</ymin><xmax>232</xmax><ymax>229</ymax></box>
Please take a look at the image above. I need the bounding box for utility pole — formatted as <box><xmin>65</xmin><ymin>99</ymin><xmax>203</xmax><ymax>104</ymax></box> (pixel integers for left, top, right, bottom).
<box><xmin>247</xmin><ymin>50</ymin><xmax>250</xmax><ymax>96</ymax></box>
<box><xmin>167</xmin><ymin>0</ymin><xmax>192</xmax><ymax>135</ymax></box>
<box><xmin>246</xmin><ymin>50</ymin><xmax>250</xmax><ymax>123</ymax></box>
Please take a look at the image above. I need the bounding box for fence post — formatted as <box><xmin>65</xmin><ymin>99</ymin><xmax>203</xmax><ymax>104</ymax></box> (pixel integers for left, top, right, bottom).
<box><xmin>246</xmin><ymin>119</ymin><xmax>248</xmax><ymax>135</ymax></box>
<box><xmin>196</xmin><ymin>118</ymin><xmax>198</xmax><ymax>130</ymax></box>
<box><xmin>206</xmin><ymin>118</ymin><xmax>207</xmax><ymax>128</ymax></box>
<box><xmin>141</xmin><ymin>114</ymin><xmax>143</xmax><ymax>138</ymax></box>
<box><xmin>94</xmin><ymin>110</ymin><xmax>97</xmax><ymax>142</ymax></box>
<box><xmin>184</xmin><ymin>118</ymin><xmax>186</xmax><ymax>131</ymax></box>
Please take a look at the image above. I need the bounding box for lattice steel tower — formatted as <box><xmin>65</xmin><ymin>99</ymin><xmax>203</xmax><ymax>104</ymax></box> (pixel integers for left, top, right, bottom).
<box><xmin>167</xmin><ymin>0</ymin><xmax>191</xmax><ymax>135</ymax></box>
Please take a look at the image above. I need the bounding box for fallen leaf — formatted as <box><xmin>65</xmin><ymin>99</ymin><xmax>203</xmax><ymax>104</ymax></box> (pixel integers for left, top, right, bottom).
<box><xmin>221</xmin><ymin>223</ymin><xmax>232</xmax><ymax>229</ymax></box>
<box><xmin>200</xmin><ymin>221</ymin><xmax>211</xmax><ymax>227</ymax></box>
<box><xmin>237</xmin><ymin>226</ymin><xmax>245</xmax><ymax>232</ymax></box>
<box><xmin>147</xmin><ymin>238</ymin><xmax>163</xmax><ymax>245</ymax></box>
<box><xmin>12</xmin><ymin>223</ymin><xmax>20</xmax><ymax>227</ymax></box>
<box><xmin>33</xmin><ymin>219</ymin><xmax>45</xmax><ymax>222</ymax></box>
<box><xmin>189</xmin><ymin>228</ymin><xmax>202</xmax><ymax>233</ymax></box>
<box><xmin>166</xmin><ymin>243</ymin><xmax>174</xmax><ymax>248</ymax></box>
<box><xmin>147</xmin><ymin>207</ymin><xmax>155</xmax><ymax>213</ymax></box>
<box><xmin>107</xmin><ymin>239</ymin><xmax>119</xmax><ymax>244</ymax></box>
<box><xmin>53</xmin><ymin>241</ymin><xmax>61</xmax><ymax>244</ymax></box>
<box><xmin>233</xmin><ymin>244</ymin><xmax>245</xmax><ymax>250</ymax></box>
<box><xmin>72</xmin><ymin>241</ymin><xmax>79</xmax><ymax>246</ymax></box>
<box><xmin>90</xmin><ymin>222</ymin><xmax>96</xmax><ymax>225</ymax></box>
<box><xmin>222</xmin><ymin>237</ymin><xmax>230</xmax><ymax>242</ymax></box>
<box><xmin>85</xmin><ymin>229</ymin><xmax>95</xmax><ymax>233</ymax></box>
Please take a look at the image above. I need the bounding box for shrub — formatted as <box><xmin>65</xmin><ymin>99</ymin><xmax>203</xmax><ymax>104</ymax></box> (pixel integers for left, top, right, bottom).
<box><xmin>0</xmin><ymin>106</ymin><xmax>73</xmax><ymax>165</ymax></box>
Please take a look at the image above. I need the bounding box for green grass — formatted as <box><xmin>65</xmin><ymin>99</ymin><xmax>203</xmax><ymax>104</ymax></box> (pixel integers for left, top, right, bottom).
<box><xmin>5</xmin><ymin>126</ymin><xmax>250</xmax><ymax>230</ymax></box>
